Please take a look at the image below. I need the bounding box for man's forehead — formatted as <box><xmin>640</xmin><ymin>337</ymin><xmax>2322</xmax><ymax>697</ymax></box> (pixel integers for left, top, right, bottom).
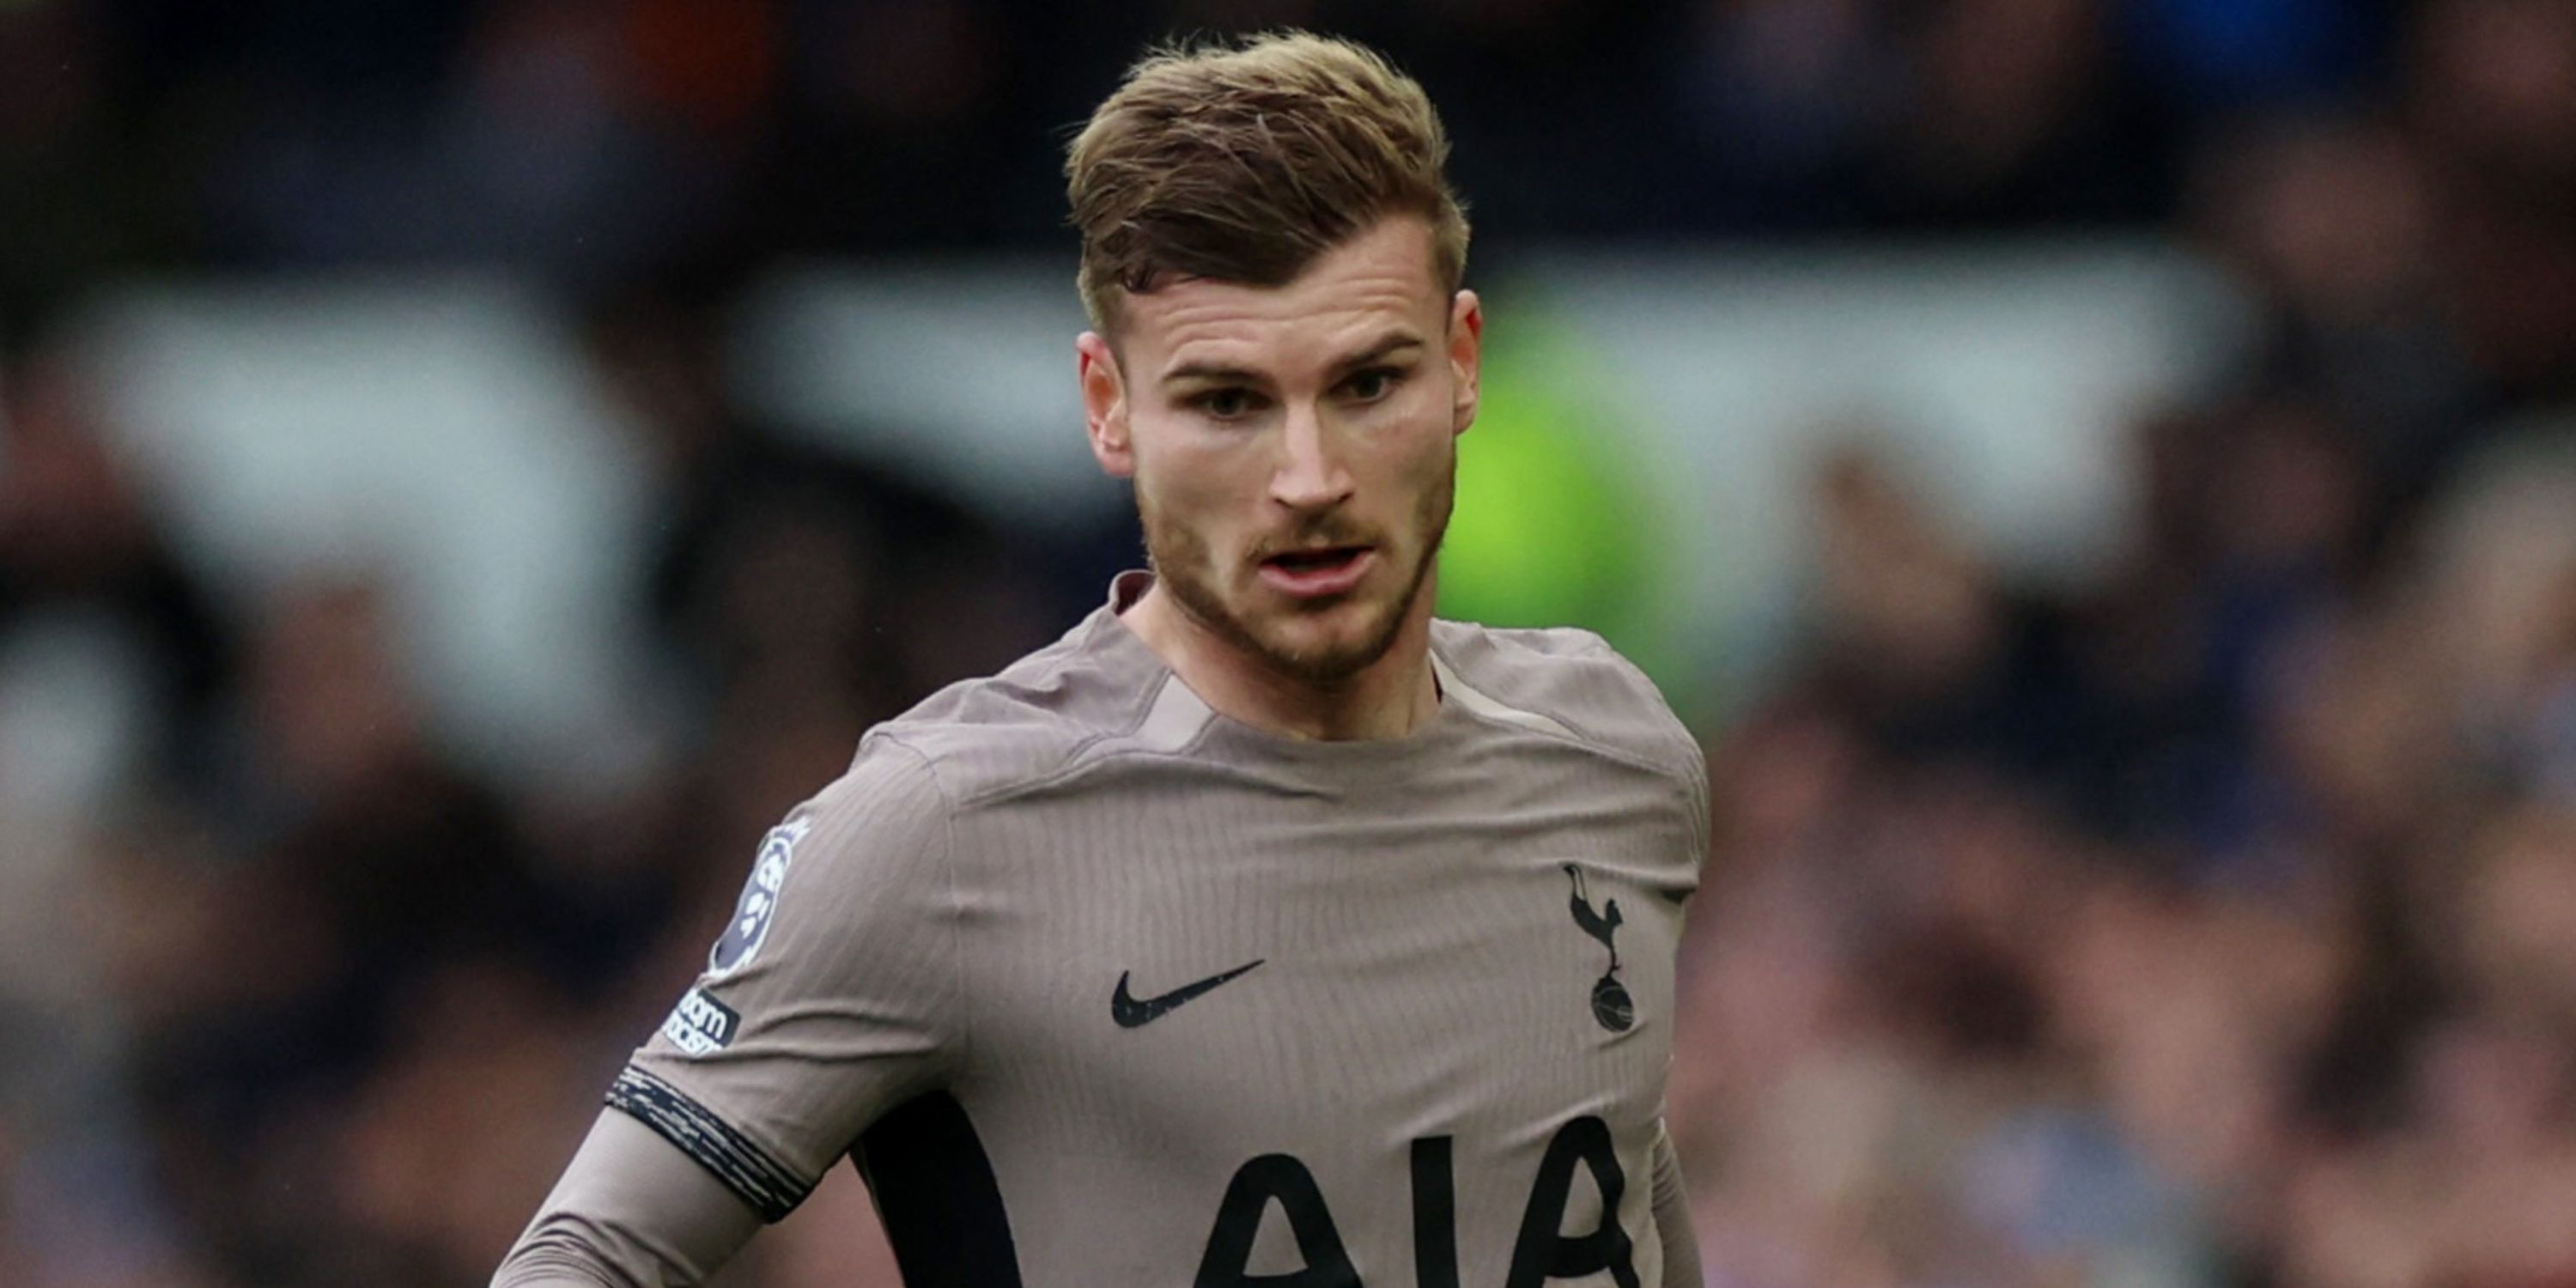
<box><xmin>1115</xmin><ymin>220</ymin><xmax>1448</xmax><ymax>370</ymax></box>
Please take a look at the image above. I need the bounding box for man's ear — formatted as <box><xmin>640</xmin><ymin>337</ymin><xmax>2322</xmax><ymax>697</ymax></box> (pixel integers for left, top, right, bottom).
<box><xmin>1447</xmin><ymin>289</ymin><xmax>1483</xmax><ymax>438</ymax></box>
<box><xmin>1078</xmin><ymin>331</ymin><xmax>1133</xmax><ymax>477</ymax></box>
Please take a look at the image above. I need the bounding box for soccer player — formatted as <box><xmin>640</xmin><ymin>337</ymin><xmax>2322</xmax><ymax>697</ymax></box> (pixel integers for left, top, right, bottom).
<box><xmin>495</xmin><ymin>31</ymin><xmax>1706</xmax><ymax>1288</ymax></box>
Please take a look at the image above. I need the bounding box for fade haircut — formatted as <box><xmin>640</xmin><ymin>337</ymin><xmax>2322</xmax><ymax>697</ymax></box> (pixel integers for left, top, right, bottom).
<box><xmin>1065</xmin><ymin>31</ymin><xmax>1471</xmax><ymax>336</ymax></box>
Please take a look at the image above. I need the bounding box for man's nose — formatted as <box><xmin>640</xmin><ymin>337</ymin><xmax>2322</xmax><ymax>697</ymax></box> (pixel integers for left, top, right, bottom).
<box><xmin>1269</xmin><ymin>404</ymin><xmax>1354</xmax><ymax>511</ymax></box>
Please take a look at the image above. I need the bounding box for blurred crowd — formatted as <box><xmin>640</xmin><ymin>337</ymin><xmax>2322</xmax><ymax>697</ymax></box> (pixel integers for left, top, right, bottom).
<box><xmin>3</xmin><ymin>1</ymin><xmax>2576</xmax><ymax>1286</ymax></box>
<box><xmin>0</xmin><ymin>0</ymin><xmax>2429</xmax><ymax>325</ymax></box>
<box><xmin>1668</xmin><ymin>0</ymin><xmax>2576</xmax><ymax>1283</ymax></box>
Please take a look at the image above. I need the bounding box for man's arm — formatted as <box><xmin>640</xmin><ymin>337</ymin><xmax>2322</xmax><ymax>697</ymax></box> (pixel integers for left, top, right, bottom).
<box><xmin>1651</xmin><ymin>1121</ymin><xmax>1702</xmax><ymax>1288</ymax></box>
<box><xmin>493</xmin><ymin>1111</ymin><xmax>762</xmax><ymax>1287</ymax></box>
<box><xmin>495</xmin><ymin>736</ymin><xmax>963</xmax><ymax>1284</ymax></box>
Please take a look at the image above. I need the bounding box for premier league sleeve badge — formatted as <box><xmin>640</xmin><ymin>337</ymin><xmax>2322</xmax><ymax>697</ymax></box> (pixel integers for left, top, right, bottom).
<box><xmin>708</xmin><ymin>817</ymin><xmax>812</xmax><ymax>978</ymax></box>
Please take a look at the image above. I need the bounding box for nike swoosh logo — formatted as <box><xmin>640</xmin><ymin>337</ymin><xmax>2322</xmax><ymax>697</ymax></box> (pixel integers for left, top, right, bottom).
<box><xmin>1111</xmin><ymin>959</ymin><xmax>1265</xmax><ymax>1029</ymax></box>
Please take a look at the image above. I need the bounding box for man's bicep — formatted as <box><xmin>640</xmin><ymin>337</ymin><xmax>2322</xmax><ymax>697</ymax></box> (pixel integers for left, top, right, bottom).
<box><xmin>493</xmin><ymin>1110</ymin><xmax>762</xmax><ymax>1286</ymax></box>
<box><xmin>618</xmin><ymin>738</ymin><xmax>963</xmax><ymax>1219</ymax></box>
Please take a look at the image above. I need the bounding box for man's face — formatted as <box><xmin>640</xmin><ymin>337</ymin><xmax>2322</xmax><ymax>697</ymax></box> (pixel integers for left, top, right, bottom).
<box><xmin>1078</xmin><ymin>218</ymin><xmax>1482</xmax><ymax>683</ymax></box>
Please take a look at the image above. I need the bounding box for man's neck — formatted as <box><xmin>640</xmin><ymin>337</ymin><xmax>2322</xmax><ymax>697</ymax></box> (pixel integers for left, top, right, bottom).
<box><xmin>1120</xmin><ymin>580</ymin><xmax>1439</xmax><ymax>742</ymax></box>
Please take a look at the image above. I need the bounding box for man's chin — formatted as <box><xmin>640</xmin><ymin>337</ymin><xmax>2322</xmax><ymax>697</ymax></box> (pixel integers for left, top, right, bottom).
<box><xmin>1151</xmin><ymin>552</ymin><xmax>1423</xmax><ymax>684</ymax></box>
<box><xmin>1239</xmin><ymin>598</ymin><xmax>1408</xmax><ymax>683</ymax></box>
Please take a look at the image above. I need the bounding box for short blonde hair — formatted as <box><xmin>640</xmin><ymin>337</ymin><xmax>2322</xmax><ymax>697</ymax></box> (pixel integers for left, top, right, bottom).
<box><xmin>1065</xmin><ymin>32</ymin><xmax>1471</xmax><ymax>334</ymax></box>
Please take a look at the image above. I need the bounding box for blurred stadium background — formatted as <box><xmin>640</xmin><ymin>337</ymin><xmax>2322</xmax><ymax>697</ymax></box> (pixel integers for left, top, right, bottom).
<box><xmin>3</xmin><ymin>0</ymin><xmax>2576</xmax><ymax>1285</ymax></box>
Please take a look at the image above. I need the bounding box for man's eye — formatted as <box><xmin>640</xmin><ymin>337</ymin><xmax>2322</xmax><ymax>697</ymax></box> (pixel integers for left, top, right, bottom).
<box><xmin>1345</xmin><ymin>368</ymin><xmax>1404</xmax><ymax>402</ymax></box>
<box><xmin>1197</xmin><ymin>388</ymin><xmax>1261</xmax><ymax>419</ymax></box>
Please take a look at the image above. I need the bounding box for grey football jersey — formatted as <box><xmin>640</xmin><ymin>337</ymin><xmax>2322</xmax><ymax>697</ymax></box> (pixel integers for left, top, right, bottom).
<box><xmin>618</xmin><ymin>574</ymin><xmax>1707</xmax><ymax>1287</ymax></box>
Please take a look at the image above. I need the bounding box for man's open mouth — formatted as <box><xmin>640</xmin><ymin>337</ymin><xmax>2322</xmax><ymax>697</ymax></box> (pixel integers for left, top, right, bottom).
<box><xmin>1257</xmin><ymin>545</ymin><xmax>1376</xmax><ymax>597</ymax></box>
<box><xmin>1263</xmin><ymin>546</ymin><xmax>1369</xmax><ymax>574</ymax></box>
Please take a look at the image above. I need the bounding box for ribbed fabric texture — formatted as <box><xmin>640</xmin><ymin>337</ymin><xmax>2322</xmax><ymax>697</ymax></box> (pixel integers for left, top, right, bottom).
<box><xmin>614</xmin><ymin>574</ymin><xmax>1707</xmax><ymax>1285</ymax></box>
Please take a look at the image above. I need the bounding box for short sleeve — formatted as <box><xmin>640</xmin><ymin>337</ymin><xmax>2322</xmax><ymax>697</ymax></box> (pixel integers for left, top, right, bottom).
<box><xmin>614</xmin><ymin>736</ymin><xmax>958</xmax><ymax>1221</ymax></box>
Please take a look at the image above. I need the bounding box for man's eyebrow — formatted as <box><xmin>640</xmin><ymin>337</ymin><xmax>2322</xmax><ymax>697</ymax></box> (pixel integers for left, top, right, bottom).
<box><xmin>1161</xmin><ymin>361</ymin><xmax>1264</xmax><ymax>388</ymax></box>
<box><xmin>1330</xmin><ymin>333</ymin><xmax>1425</xmax><ymax>374</ymax></box>
<box><xmin>1157</xmin><ymin>332</ymin><xmax>1428</xmax><ymax>389</ymax></box>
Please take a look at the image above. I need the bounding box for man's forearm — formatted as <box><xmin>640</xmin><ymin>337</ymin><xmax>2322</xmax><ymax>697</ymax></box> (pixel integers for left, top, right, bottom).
<box><xmin>492</xmin><ymin>1110</ymin><xmax>764</xmax><ymax>1287</ymax></box>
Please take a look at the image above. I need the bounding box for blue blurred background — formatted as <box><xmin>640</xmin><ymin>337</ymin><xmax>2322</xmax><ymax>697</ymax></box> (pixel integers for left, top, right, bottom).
<box><xmin>5</xmin><ymin>1</ymin><xmax>2576</xmax><ymax>1285</ymax></box>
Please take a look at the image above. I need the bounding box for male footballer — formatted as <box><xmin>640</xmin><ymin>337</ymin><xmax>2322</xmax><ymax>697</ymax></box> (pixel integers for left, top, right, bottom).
<box><xmin>495</xmin><ymin>31</ymin><xmax>1706</xmax><ymax>1287</ymax></box>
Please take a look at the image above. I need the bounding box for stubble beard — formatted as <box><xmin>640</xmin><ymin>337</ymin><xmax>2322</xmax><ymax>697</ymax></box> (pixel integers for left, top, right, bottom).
<box><xmin>1140</xmin><ymin>460</ymin><xmax>1455</xmax><ymax>686</ymax></box>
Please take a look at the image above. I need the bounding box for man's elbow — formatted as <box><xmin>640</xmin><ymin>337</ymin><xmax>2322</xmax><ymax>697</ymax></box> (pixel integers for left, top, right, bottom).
<box><xmin>490</xmin><ymin>1219</ymin><xmax>643</xmax><ymax>1288</ymax></box>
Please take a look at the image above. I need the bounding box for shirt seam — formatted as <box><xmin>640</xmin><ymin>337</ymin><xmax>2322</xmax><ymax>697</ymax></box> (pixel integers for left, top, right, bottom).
<box><xmin>936</xmin><ymin>671</ymin><xmax>1217</xmax><ymax>810</ymax></box>
<box><xmin>873</xmin><ymin>732</ymin><xmax>974</xmax><ymax>1086</ymax></box>
<box><xmin>949</xmin><ymin>673</ymin><xmax>1697</xmax><ymax>813</ymax></box>
<box><xmin>1443</xmin><ymin>633</ymin><xmax>1710</xmax><ymax>867</ymax></box>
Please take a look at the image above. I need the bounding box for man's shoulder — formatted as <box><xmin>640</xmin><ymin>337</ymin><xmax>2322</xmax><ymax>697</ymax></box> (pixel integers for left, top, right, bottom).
<box><xmin>1431</xmin><ymin>619</ymin><xmax>1702</xmax><ymax>785</ymax></box>
<box><xmin>851</xmin><ymin>611</ymin><xmax>1166</xmax><ymax>806</ymax></box>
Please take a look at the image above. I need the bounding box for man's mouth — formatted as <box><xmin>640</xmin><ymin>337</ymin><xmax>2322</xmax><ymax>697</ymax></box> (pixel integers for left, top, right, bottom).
<box><xmin>1257</xmin><ymin>545</ymin><xmax>1376</xmax><ymax>598</ymax></box>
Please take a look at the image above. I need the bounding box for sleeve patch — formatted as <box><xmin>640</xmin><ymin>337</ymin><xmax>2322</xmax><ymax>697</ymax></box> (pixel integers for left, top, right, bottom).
<box><xmin>708</xmin><ymin>817</ymin><xmax>811</xmax><ymax>977</ymax></box>
<box><xmin>606</xmin><ymin>1066</ymin><xmax>812</xmax><ymax>1222</ymax></box>
<box><xmin>659</xmin><ymin>987</ymin><xmax>740</xmax><ymax>1055</ymax></box>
